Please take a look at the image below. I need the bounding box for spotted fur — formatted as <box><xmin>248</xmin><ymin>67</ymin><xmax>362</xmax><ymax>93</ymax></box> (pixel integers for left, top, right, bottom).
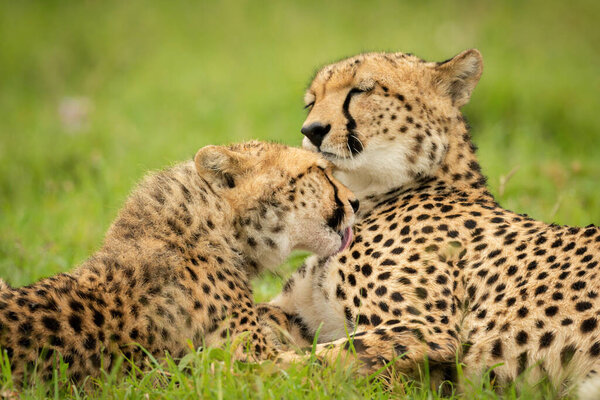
<box><xmin>0</xmin><ymin>141</ymin><xmax>357</xmax><ymax>384</ymax></box>
<box><xmin>261</xmin><ymin>50</ymin><xmax>600</xmax><ymax>395</ymax></box>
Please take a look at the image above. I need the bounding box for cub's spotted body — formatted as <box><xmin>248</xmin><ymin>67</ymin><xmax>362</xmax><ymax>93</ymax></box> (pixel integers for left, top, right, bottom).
<box><xmin>262</xmin><ymin>50</ymin><xmax>600</xmax><ymax>394</ymax></box>
<box><xmin>0</xmin><ymin>141</ymin><xmax>357</xmax><ymax>383</ymax></box>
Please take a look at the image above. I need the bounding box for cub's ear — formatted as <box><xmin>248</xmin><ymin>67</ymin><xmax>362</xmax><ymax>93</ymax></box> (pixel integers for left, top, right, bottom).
<box><xmin>433</xmin><ymin>49</ymin><xmax>483</xmax><ymax>108</ymax></box>
<box><xmin>194</xmin><ymin>145</ymin><xmax>250</xmax><ymax>188</ymax></box>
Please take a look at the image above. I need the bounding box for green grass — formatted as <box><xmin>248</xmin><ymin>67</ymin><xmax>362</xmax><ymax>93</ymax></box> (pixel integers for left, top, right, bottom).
<box><xmin>0</xmin><ymin>0</ymin><xmax>598</xmax><ymax>398</ymax></box>
<box><xmin>0</xmin><ymin>339</ymin><xmax>570</xmax><ymax>400</ymax></box>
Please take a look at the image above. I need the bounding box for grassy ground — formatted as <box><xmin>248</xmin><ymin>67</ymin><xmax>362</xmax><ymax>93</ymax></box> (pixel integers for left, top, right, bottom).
<box><xmin>0</xmin><ymin>0</ymin><xmax>598</xmax><ymax>398</ymax></box>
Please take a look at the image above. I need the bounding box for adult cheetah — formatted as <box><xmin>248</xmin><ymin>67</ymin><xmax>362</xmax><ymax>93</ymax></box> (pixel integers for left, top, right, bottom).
<box><xmin>261</xmin><ymin>50</ymin><xmax>600</xmax><ymax>395</ymax></box>
<box><xmin>0</xmin><ymin>141</ymin><xmax>357</xmax><ymax>384</ymax></box>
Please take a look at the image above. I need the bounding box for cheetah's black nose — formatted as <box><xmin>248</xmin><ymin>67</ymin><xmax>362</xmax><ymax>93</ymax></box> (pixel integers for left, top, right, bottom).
<box><xmin>301</xmin><ymin>122</ymin><xmax>331</xmax><ymax>148</ymax></box>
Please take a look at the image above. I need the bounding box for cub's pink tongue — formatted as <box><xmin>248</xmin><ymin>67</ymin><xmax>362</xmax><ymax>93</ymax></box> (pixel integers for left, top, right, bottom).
<box><xmin>338</xmin><ymin>227</ymin><xmax>353</xmax><ymax>253</ymax></box>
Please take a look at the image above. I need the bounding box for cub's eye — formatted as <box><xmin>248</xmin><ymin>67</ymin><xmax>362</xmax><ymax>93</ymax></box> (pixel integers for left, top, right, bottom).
<box><xmin>304</xmin><ymin>102</ymin><xmax>315</xmax><ymax>110</ymax></box>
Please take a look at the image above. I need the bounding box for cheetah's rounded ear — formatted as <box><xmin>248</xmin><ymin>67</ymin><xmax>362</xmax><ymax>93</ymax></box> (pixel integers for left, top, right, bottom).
<box><xmin>194</xmin><ymin>145</ymin><xmax>250</xmax><ymax>188</ymax></box>
<box><xmin>433</xmin><ymin>49</ymin><xmax>483</xmax><ymax>108</ymax></box>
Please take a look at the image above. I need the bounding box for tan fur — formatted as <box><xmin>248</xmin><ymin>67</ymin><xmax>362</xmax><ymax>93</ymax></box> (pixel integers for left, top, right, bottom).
<box><xmin>261</xmin><ymin>51</ymin><xmax>600</xmax><ymax>396</ymax></box>
<box><xmin>0</xmin><ymin>141</ymin><xmax>357</xmax><ymax>384</ymax></box>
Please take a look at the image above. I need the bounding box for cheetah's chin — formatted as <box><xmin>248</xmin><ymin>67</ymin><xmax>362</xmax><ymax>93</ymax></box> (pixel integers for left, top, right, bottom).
<box><xmin>336</xmin><ymin>226</ymin><xmax>353</xmax><ymax>254</ymax></box>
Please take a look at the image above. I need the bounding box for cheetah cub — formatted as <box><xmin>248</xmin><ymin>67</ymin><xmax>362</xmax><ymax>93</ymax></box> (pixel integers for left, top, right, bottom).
<box><xmin>0</xmin><ymin>141</ymin><xmax>357</xmax><ymax>384</ymax></box>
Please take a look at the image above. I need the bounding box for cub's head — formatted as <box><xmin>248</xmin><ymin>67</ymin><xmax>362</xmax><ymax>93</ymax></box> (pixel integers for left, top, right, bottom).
<box><xmin>301</xmin><ymin>49</ymin><xmax>483</xmax><ymax>193</ymax></box>
<box><xmin>195</xmin><ymin>141</ymin><xmax>358</xmax><ymax>272</ymax></box>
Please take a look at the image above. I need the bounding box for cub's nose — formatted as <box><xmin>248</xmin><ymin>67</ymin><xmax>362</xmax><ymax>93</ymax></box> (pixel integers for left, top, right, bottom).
<box><xmin>301</xmin><ymin>122</ymin><xmax>331</xmax><ymax>148</ymax></box>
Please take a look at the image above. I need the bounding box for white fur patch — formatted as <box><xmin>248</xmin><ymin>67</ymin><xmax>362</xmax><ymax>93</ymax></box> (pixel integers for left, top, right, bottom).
<box><xmin>270</xmin><ymin>255</ymin><xmax>350</xmax><ymax>343</ymax></box>
<box><xmin>305</xmin><ymin>134</ymin><xmax>440</xmax><ymax>200</ymax></box>
<box><xmin>578</xmin><ymin>375</ymin><xmax>600</xmax><ymax>400</ymax></box>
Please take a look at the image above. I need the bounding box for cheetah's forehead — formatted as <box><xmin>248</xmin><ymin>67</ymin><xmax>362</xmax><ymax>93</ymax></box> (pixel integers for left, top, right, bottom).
<box><xmin>308</xmin><ymin>52</ymin><xmax>429</xmax><ymax>96</ymax></box>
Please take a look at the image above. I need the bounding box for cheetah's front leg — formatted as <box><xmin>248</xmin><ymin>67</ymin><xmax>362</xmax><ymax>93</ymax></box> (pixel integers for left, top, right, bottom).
<box><xmin>205</xmin><ymin>294</ymin><xmax>279</xmax><ymax>362</ymax></box>
<box><xmin>277</xmin><ymin>321</ymin><xmax>459</xmax><ymax>377</ymax></box>
<box><xmin>256</xmin><ymin>303</ymin><xmax>316</xmax><ymax>351</ymax></box>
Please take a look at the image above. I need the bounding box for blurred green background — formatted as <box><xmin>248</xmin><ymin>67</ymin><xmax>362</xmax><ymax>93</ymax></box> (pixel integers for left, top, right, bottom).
<box><xmin>1</xmin><ymin>0</ymin><xmax>599</xmax><ymax>295</ymax></box>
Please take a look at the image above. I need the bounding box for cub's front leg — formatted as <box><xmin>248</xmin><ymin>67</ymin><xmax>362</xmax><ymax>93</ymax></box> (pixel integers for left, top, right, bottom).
<box><xmin>203</xmin><ymin>290</ymin><xmax>278</xmax><ymax>362</ymax></box>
